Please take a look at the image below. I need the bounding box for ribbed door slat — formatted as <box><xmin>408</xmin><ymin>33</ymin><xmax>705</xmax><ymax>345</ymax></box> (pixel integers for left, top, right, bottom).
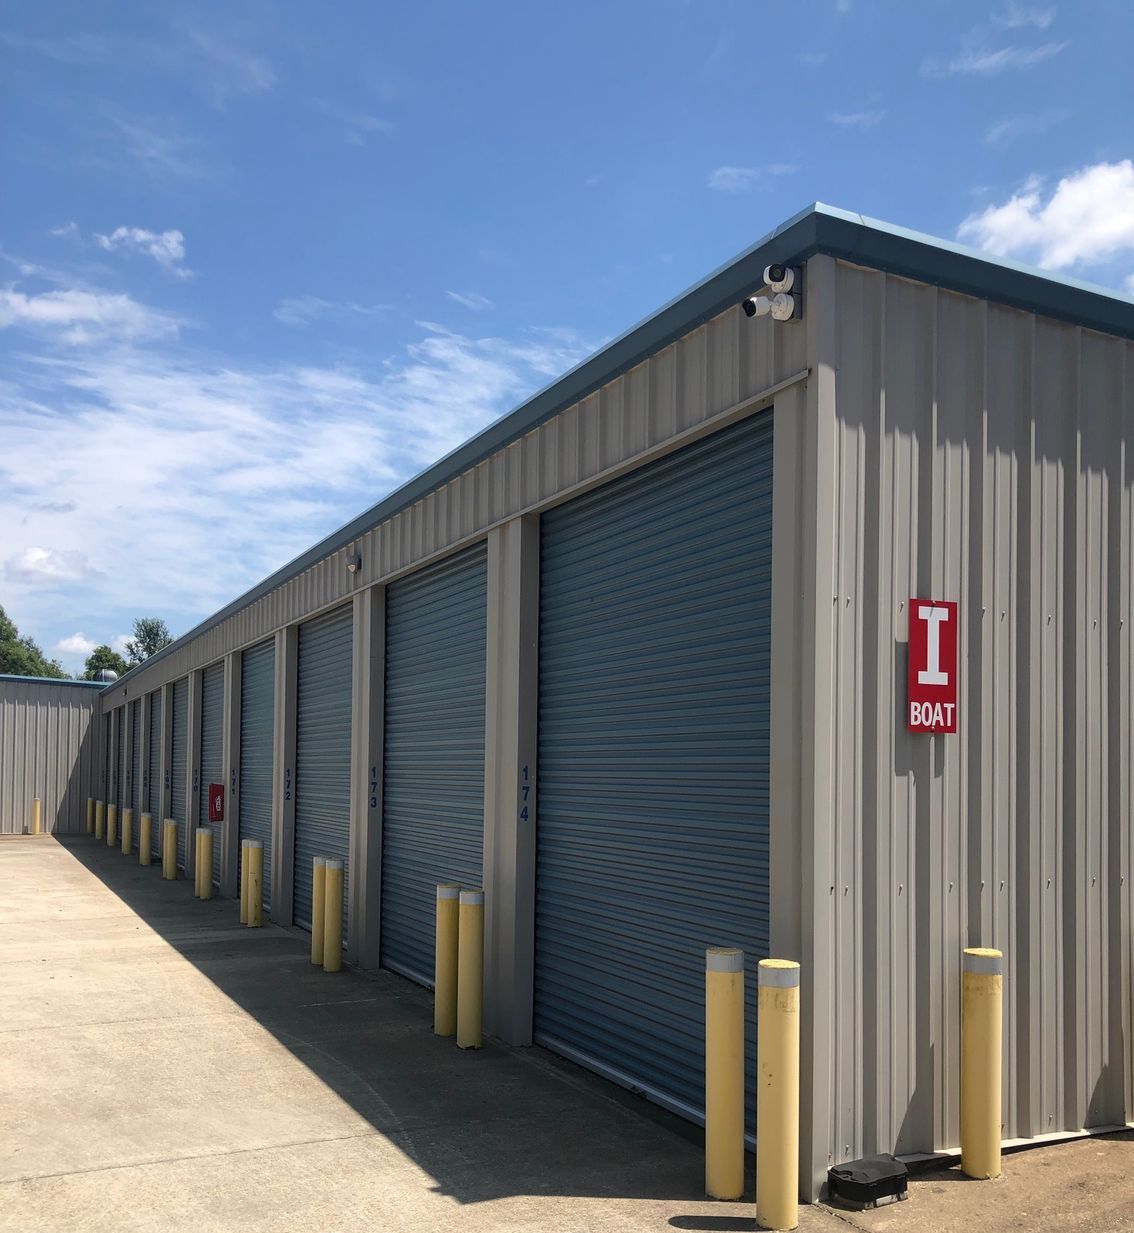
<box><xmin>294</xmin><ymin>606</ymin><xmax>352</xmax><ymax>934</ymax></box>
<box><xmin>534</xmin><ymin>410</ymin><xmax>773</xmax><ymax>1128</ymax></box>
<box><xmin>380</xmin><ymin>543</ymin><xmax>487</xmax><ymax>984</ymax></box>
<box><xmin>147</xmin><ymin>691</ymin><xmax>161</xmax><ymax>854</ymax></box>
<box><xmin>240</xmin><ymin>639</ymin><xmax>275</xmax><ymax>910</ymax></box>
<box><xmin>130</xmin><ymin>700</ymin><xmax>140</xmax><ymax>812</ymax></box>
<box><xmin>198</xmin><ymin>663</ymin><xmax>224</xmax><ymax>887</ymax></box>
<box><xmin>171</xmin><ymin>679</ymin><xmax>188</xmax><ymax>866</ymax></box>
<box><xmin>103</xmin><ymin>714</ymin><xmax>111</xmax><ymax>801</ymax></box>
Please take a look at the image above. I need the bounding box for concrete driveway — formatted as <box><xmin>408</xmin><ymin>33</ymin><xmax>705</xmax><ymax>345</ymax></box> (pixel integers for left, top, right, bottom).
<box><xmin>0</xmin><ymin>835</ymin><xmax>1131</xmax><ymax>1232</ymax></box>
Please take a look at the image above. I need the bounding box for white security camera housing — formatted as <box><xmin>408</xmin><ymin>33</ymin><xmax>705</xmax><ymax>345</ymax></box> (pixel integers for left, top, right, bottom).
<box><xmin>763</xmin><ymin>264</ymin><xmax>795</xmax><ymax>294</ymax></box>
<box><xmin>770</xmin><ymin>292</ymin><xmax>797</xmax><ymax>322</ymax></box>
<box><xmin>742</xmin><ymin>295</ymin><xmax>772</xmax><ymax>319</ymax></box>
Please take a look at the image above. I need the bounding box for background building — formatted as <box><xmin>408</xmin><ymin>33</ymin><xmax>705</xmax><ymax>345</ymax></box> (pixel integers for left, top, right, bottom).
<box><xmin>11</xmin><ymin>204</ymin><xmax>1134</xmax><ymax>1197</ymax></box>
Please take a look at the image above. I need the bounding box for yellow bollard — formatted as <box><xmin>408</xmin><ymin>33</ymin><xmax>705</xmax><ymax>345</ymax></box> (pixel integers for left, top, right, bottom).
<box><xmin>121</xmin><ymin>807</ymin><xmax>133</xmax><ymax>856</ymax></box>
<box><xmin>961</xmin><ymin>948</ymin><xmax>1003</xmax><ymax>1180</ymax></box>
<box><xmin>139</xmin><ymin>814</ymin><xmax>152</xmax><ymax>866</ymax></box>
<box><xmin>323</xmin><ymin>859</ymin><xmax>343</xmax><ymax>973</ymax></box>
<box><xmin>31</xmin><ymin>797</ymin><xmax>43</xmax><ymax>835</ymax></box>
<box><xmin>86</xmin><ymin>797</ymin><xmax>94</xmax><ymax>834</ymax></box>
<box><xmin>705</xmin><ymin>947</ymin><xmax>745</xmax><ymax>1200</ymax></box>
<box><xmin>247</xmin><ymin>840</ymin><xmax>263</xmax><ymax>928</ymax></box>
<box><xmin>198</xmin><ymin>829</ymin><xmax>214</xmax><ymax>900</ymax></box>
<box><xmin>107</xmin><ymin>804</ymin><xmax>117</xmax><ymax>849</ymax></box>
<box><xmin>434</xmin><ymin>883</ymin><xmax>462</xmax><ymax>1036</ymax></box>
<box><xmin>162</xmin><ymin>819</ymin><xmax>177</xmax><ymax>880</ymax></box>
<box><xmin>756</xmin><ymin>959</ymin><xmax>800</xmax><ymax>1232</ymax></box>
<box><xmin>95</xmin><ymin>800</ymin><xmax>106</xmax><ymax>840</ymax></box>
<box><xmin>457</xmin><ymin>888</ymin><xmax>484</xmax><ymax>1049</ymax></box>
<box><xmin>240</xmin><ymin>840</ymin><xmax>250</xmax><ymax>925</ymax></box>
<box><xmin>311</xmin><ymin>857</ymin><xmax>326</xmax><ymax>965</ymax></box>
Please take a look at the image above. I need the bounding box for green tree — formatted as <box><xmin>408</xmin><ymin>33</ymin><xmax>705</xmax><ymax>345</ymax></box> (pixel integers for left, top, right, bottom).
<box><xmin>124</xmin><ymin>617</ymin><xmax>172</xmax><ymax>666</ymax></box>
<box><xmin>83</xmin><ymin>645</ymin><xmax>128</xmax><ymax>681</ymax></box>
<box><xmin>0</xmin><ymin>605</ymin><xmax>66</xmax><ymax>679</ymax></box>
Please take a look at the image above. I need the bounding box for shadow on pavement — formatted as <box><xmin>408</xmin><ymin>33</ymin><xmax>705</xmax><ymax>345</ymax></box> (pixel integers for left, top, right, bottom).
<box><xmin>56</xmin><ymin>834</ymin><xmax>712</xmax><ymax>1207</ymax></box>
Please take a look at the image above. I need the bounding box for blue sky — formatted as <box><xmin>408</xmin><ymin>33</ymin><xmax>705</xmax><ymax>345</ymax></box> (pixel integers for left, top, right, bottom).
<box><xmin>2</xmin><ymin>1</ymin><xmax>1133</xmax><ymax>673</ymax></box>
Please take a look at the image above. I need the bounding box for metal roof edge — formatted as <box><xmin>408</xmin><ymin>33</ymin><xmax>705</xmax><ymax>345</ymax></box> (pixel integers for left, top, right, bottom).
<box><xmin>116</xmin><ymin>202</ymin><xmax>1134</xmax><ymax>687</ymax></box>
<box><xmin>0</xmin><ymin>674</ymin><xmax>106</xmax><ymax>689</ymax></box>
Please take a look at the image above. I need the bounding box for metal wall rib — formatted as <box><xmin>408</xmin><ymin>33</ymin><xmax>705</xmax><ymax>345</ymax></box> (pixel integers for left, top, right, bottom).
<box><xmin>380</xmin><ymin>543</ymin><xmax>488</xmax><ymax>984</ymax></box>
<box><xmin>147</xmin><ymin>691</ymin><xmax>161</xmax><ymax>852</ymax></box>
<box><xmin>0</xmin><ymin>680</ymin><xmax>101</xmax><ymax>834</ymax></box>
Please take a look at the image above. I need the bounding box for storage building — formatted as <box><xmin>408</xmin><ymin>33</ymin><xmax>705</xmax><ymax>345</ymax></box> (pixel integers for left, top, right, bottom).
<box><xmin>84</xmin><ymin>204</ymin><xmax>1134</xmax><ymax>1196</ymax></box>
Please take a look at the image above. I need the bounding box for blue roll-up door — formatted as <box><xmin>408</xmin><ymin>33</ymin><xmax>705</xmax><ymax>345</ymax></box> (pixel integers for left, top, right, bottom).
<box><xmin>381</xmin><ymin>543</ymin><xmax>487</xmax><ymax>984</ymax></box>
<box><xmin>294</xmin><ymin>606</ymin><xmax>352</xmax><ymax>934</ymax></box>
<box><xmin>240</xmin><ymin>639</ymin><xmax>275</xmax><ymax>911</ymax></box>
<box><xmin>147</xmin><ymin>691</ymin><xmax>162</xmax><ymax>856</ymax></box>
<box><xmin>171</xmin><ymin>679</ymin><xmax>188</xmax><ymax>867</ymax></box>
<box><xmin>198</xmin><ymin>662</ymin><xmax>224</xmax><ymax>888</ymax></box>
<box><xmin>103</xmin><ymin>714</ymin><xmax>111</xmax><ymax>802</ymax></box>
<box><xmin>116</xmin><ymin>708</ymin><xmax>125</xmax><ymax>810</ymax></box>
<box><xmin>534</xmin><ymin>410</ymin><xmax>773</xmax><ymax>1126</ymax></box>
<box><xmin>129</xmin><ymin>700</ymin><xmax>140</xmax><ymax>812</ymax></box>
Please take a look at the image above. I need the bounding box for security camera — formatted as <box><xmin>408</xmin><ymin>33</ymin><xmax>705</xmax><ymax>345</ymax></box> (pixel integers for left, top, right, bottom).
<box><xmin>741</xmin><ymin>294</ymin><xmax>772</xmax><ymax>319</ymax></box>
<box><xmin>763</xmin><ymin>264</ymin><xmax>795</xmax><ymax>294</ymax></box>
<box><xmin>770</xmin><ymin>293</ymin><xmax>797</xmax><ymax>321</ymax></box>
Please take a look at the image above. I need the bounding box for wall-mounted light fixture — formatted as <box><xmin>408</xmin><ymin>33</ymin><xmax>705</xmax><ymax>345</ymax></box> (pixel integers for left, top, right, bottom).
<box><xmin>345</xmin><ymin>552</ymin><xmax>362</xmax><ymax>575</ymax></box>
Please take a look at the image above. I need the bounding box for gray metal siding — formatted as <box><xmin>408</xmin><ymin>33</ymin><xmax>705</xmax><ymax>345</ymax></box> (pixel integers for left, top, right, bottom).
<box><xmin>240</xmin><ymin>640</ymin><xmax>275</xmax><ymax>910</ymax></box>
<box><xmin>198</xmin><ymin>663</ymin><xmax>224</xmax><ymax>886</ymax></box>
<box><xmin>103</xmin><ymin>713</ymin><xmax>111</xmax><ymax>801</ymax></box>
<box><xmin>170</xmin><ymin>679</ymin><xmax>188</xmax><ymax>866</ymax></box>
<box><xmin>0</xmin><ymin>679</ymin><xmax>101</xmax><ymax>834</ymax></box>
<box><xmin>147</xmin><ymin>691</ymin><xmax>161</xmax><ymax>852</ymax></box>
<box><xmin>129</xmin><ymin>700</ymin><xmax>140</xmax><ymax>812</ymax></box>
<box><xmin>294</xmin><ymin>606</ymin><xmax>353</xmax><ymax>933</ymax></box>
<box><xmin>380</xmin><ymin>544</ymin><xmax>488</xmax><ymax>983</ymax></box>
<box><xmin>534</xmin><ymin>410</ymin><xmax>773</xmax><ymax>1126</ymax></box>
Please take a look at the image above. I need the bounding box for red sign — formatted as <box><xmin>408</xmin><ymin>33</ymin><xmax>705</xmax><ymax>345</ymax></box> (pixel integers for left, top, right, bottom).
<box><xmin>908</xmin><ymin>598</ymin><xmax>957</xmax><ymax>733</ymax></box>
<box><xmin>208</xmin><ymin>783</ymin><xmax>225</xmax><ymax>823</ymax></box>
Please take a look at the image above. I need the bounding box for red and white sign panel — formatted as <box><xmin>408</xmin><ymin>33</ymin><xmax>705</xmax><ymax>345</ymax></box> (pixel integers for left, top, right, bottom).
<box><xmin>208</xmin><ymin>782</ymin><xmax>225</xmax><ymax>823</ymax></box>
<box><xmin>908</xmin><ymin>599</ymin><xmax>957</xmax><ymax>733</ymax></box>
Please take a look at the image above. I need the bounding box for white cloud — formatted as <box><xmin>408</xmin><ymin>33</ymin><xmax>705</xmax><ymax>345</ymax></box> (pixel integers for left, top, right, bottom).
<box><xmin>829</xmin><ymin>109</ymin><xmax>886</xmax><ymax>129</ymax></box>
<box><xmin>923</xmin><ymin>40</ymin><xmax>1066</xmax><ymax>77</ymax></box>
<box><xmin>983</xmin><ymin>110</ymin><xmax>1066</xmax><ymax>146</ymax></box>
<box><xmin>1125</xmin><ymin>274</ymin><xmax>1134</xmax><ymax>296</ymax></box>
<box><xmin>0</xmin><ymin>308</ymin><xmax>593</xmax><ymax>642</ymax></box>
<box><xmin>273</xmin><ymin>296</ymin><xmax>390</xmax><ymax>326</ymax></box>
<box><xmin>446</xmin><ymin>290</ymin><xmax>494</xmax><ymax>311</ymax></box>
<box><xmin>56</xmin><ymin>633</ymin><xmax>97</xmax><ymax>656</ymax></box>
<box><xmin>0</xmin><ymin>288</ymin><xmax>180</xmax><ymax>344</ymax></box>
<box><xmin>95</xmin><ymin>227</ymin><xmax>192</xmax><ymax>278</ymax></box>
<box><xmin>707</xmin><ymin>164</ymin><xmax>798</xmax><ymax>192</ymax></box>
<box><xmin>799</xmin><ymin>51</ymin><xmax>828</xmax><ymax>66</ymax></box>
<box><xmin>957</xmin><ymin>161</ymin><xmax>1134</xmax><ymax>275</ymax></box>
<box><xmin>49</xmin><ymin>222</ymin><xmax>80</xmax><ymax>240</ymax></box>
<box><xmin>106</xmin><ymin>112</ymin><xmax>208</xmax><ymax>181</ymax></box>
<box><xmin>111</xmin><ymin>634</ymin><xmax>131</xmax><ymax>654</ymax></box>
<box><xmin>185</xmin><ymin>30</ymin><xmax>275</xmax><ymax>107</ymax></box>
<box><xmin>312</xmin><ymin>101</ymin><xmax>394</xmax><ymax>145</ymax></box>
<box><xmin>991</xmin><ymin>3</ymin><xmax>1056</xmax><ymax>30</ymax></box>
<box><xmin>4</xmin><ymin>547</ymin><xmax>101</xmax><ymax>585</ymax></box>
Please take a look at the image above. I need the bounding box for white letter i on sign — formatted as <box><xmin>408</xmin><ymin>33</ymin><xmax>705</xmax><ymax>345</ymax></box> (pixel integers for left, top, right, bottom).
<box><xmin>917</xmin><ymin>605</ymin><xmax>949</xmax><ymax>686</ymax></box>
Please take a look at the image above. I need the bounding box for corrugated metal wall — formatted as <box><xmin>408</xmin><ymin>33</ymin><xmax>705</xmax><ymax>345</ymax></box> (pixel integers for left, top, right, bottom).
<box><xmin>198</xmin><ymin>662</ymin><xmax>224</xmax><ymax>887</ymax></box>
<box><xmin>170</xmin><ymin>679</ymin><xmax>188</xmax><ymax>866</ymax></box>
<box><xmin>0</xmin><ymin>679</ymin><xmax>102</xmax><ymax>834</ymax></box>
<box><xmin>805</xmin><ymin>257</ymin><xmax>1134</xmax><ymax>1168</ymax></box>
<box><xmin>147</xmin><ymin>691</ymin><xmax>161</xmax><ymax>854</ymax></box>
<box><xmin>239</xmin><ymin>640</ymin><xmax>275</xmax><ymax>909</ymax></box>
<box><xmin>129</xmin><ymin>700</ymin><xmax>140</xmax><ymax>812</ymax></box>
